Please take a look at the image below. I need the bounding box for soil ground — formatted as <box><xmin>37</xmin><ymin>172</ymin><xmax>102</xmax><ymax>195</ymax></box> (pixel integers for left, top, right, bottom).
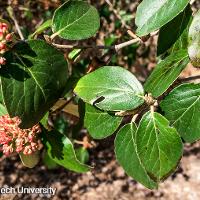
<box><xmin>0</xmin><ymin>1</ymin><xmax>200</xmax><ymax>200</ymax></box>
<box><xmin>1</xmin><ymin>140</ymin><xmax>200</xmax><ymax>200</ymax></box>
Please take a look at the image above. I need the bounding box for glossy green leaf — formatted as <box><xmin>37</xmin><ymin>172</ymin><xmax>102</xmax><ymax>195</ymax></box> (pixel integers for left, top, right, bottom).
<box><xmin>160</xmin><ymin>83</ymin><xmax>200</xmax><ymax>142</ymax></box>
<box><xmin>52</xmin><ymin>0</ymin><xmax>100</xmax><ymax>40</ymax></box>
<box><xmin>144</xmin><ymin>50</ymin><xmax>189</xmax><ymax>97</ymax></box>
<box><xmin>84</xmin><ymin>104</ymin><xmax>122</xmax><ymax>139</ymax></box>
<box><xmin>74</xmin><ymin>66</ymin><xmax>144</xmax><ymax>111</ymax></box>
<box><xmin>45</xmin><ymin>130</ymin><xmax>90</xmax><ymax>173</ymax></box>
<box><xmin>188</xmin><ymin>9</ymin><xmax>200</xmax><ymax>67</ymax></box>
<box><xmin>157</xmin><ymin>6</ymin><xmax>192</xmax><ymax>55</ymax></box>
<box><xmin>29</xmin><ymin>19</ymin><xmax>52</xmax><ymax>39</ymax></box>
<box><xmin>115</xmin><ymin>123</ymin><xmax>158</xmax><ymax>189</ymax></box>
<box><xmin>136</xmin><ymin>112</ymin><xmax>183</xmax><ymax>182</ymax></box>
<box><xmin>0</xmin><ymin>103</ymin><xmax>7</xmax><ymax>116</ymax></box>
<box><xmin>40</xmin><ymin>112</ymin><xmax>49</xmax><ymax>129</ymax></box>
<box><xmin>0</xmin><ymin>40</ymin><xmax>68</xmax><ymax>128</ymax></box>
<box><xmin>0</xmin><ymin>89</ymin><xmax>6</xmax><ymax>116</ymax></box>
<box><xmin>136</xmin><ymin>0</ymin><xmax>189</xmax><ymax>36</ymax></box>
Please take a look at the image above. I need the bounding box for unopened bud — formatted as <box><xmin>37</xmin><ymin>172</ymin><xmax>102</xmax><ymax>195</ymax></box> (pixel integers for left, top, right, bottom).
<box><xmin>0</xmin><ymin>42</ymin><xmax>6</xmax><ymax>50</ymax></box>
<box><xmin>1</xmin><ymin>23</ymin><xmax>8</xmax><ymax>29</ymax></box>
<box><xmin>0</xmin><ymin>32</ymin><xmax>3</xmax><ymax>40</ymax></box>
<box><xmin>0</xmin><ymin>49</ymin><xmax>6</xmax><ymax>54</ymax></box>
<box><xmin>0</xmin><ymin>57</ymin><xmax>6</xmax><ymax>65</ymax></box>
<box><xmin>2</xmin><ymin>27</ymin><xmax>7</xmax><ymax>34</ymax></box>
<box><xmin>5</xmin><ymin>33</ymin><xmax>12</xmax><ymax>41</ymax></box>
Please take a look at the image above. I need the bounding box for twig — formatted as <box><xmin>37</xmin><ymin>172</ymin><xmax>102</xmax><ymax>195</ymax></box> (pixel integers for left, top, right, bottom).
<box><xmin>51</xmin><ymin>37</ymin><xmax>142</xmax><ymax>51</ymax></box>
<box><xmin>115</xmin><ymin>38</ymin><xmax>141</xmax><ymax>51</ymax></box>
<box><xmin>190</xmin><ymin>0</ymin><xmax>196</xmax><ymax>5</ymax></box>
<box><xmin>51</xmin><ymin>43</ymin><xmax>114</xmax><ymax>50</ymax></box>
<box><xmin>127</xmin><ymin>30</ymin><xmax>138</xmax><ymax>39</ymax></box>
<box><xmin>180</xmin><ymin>75</ymin><xmax>200</xmax><ymax>82</ymax></box>
<box><xmin>7</xmin><ymin>6</ymin><xmax>24</xmax><ymax>40</ymax></box>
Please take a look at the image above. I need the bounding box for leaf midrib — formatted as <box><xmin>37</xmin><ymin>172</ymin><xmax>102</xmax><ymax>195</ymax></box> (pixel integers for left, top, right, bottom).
<box><xmin>151</xmin><ymin>112</ymin><xmax>161</xmax><ymax>181</ymax></box>
<box><xmin>53</xmin><ymin>5</ymin><xmax>93</xmax><ymax>37</ymax></box>
<box><xmin>15</xmin><ymin>53</ymin><xmax>46</xmax><ymax>101</ymax></box>
<box><xmin>172</xmin><ymin>95</ymin><xmax>200</xmax><ymax>125</ymax></box>
<box><xmin>137</xmin><ymin>0</ymin><xmax>166</xmax><ymax>27</ymax></box>
<box><xmin>75</xmin><ymin>85</ymin><xmax>144</xmax><ymax>98</ymax></box>
<box><xmin>131</xmin><ymin>123</ymin><xmax>156</xmax><ymax>187</ymax></box>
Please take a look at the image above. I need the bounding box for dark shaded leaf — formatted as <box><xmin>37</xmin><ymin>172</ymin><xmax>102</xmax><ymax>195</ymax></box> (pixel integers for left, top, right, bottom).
<box><xmin>0</xmin><ymin>40</ymin><xmax>68</xmax><ymax>128</ymax></box>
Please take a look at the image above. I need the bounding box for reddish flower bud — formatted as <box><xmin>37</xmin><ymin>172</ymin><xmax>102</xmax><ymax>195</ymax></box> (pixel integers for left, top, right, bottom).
<box><xmin>2</xmin><ymin>27</ymin><xmax>7</xmax><ymax>34</ymax></box>
<box><xmin>0</xmin><ymin>42</ymin><xmax>6</xmax><ymax>50</ymax></box>
<box><xmin>2</xmin><ymin>23</ymin><xmax>8</xmax><ymax>29</ymax></box>
<box><xmin>0</xmin><ymin>49</ymin><xmax>6</xmax><ymax>54</ymax></box>
<box><xmin>0</xmin><ymin>32</ymin><xmax>3</xmax><ymax>40</ymax></box>
<box><xmin>0</xmin><ymin>115</ymin><xmax>42</xmax><ymax>156</ymax></box>
<box><xmin>0</xmin><ymin>57</ymin><xmax>6</xmax><ymax>65</ymax></box>
<box><xmin>5</xmin><ymin>33</ymin><xmax>12</xmax><ymax>41</ymax></box>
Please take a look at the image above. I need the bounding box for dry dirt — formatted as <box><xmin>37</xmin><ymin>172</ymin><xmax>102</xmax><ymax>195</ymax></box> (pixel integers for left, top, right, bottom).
<box><xmin>0</xmin><ymin>140</ymin><xmax>200</xmax><ymax>200</ymax></box>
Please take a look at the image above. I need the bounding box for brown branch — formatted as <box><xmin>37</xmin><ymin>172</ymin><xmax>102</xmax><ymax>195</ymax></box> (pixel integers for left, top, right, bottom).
<box><xmin>180</xmin><ymin>75</ymin><xmax>200</xmax><ymax>82</ymax></box>
<box><xmin>51</xmin><ymin>37</ymin><xmax>142</xmax><ymax>52</ymax></box>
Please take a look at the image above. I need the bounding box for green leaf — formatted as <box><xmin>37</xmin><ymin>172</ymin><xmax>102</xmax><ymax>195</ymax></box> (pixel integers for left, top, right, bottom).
<box><xmin>84</xmin><ymin>104</ymin><xmax>122</xmax><ymax>139</ymax></box>
<box><xmin>45</xmin><ymin>130</ymin><xmax>90</xmax><ymax>173</ymax></box>
<box><xmin>19</xmin><ymin>151</ymin><xmax>40</xmax><ymax>168</ymax></box>
<box><xmin>43</xmin><ymin>151</ymin><xmax>58</xmax><ymax>169</ymax></box>
<box><xmin>75</xmin><ymin>147</ymin><xmax>89</xmax><ymax>164</ymax></box>
<box><xmin>135</xmin><ymin>0</ymin><xmax>189</xmax><ymax>36</ymax></box>
<box><xmin>136</xmin><ymin>112</ymin><xmax>183</xmax><ymax>182</ymax></box>
<box><xmin>0</xmin><ymin>89</ymin><xmax>7</xmax><ymax>116</ymax></box>
<box><xmin>157</xmin><ymin>5</ymin><xmax>192</xmax><ymax>55</ymax></box>
<box><xmin>74</xmin><ymin>66</ymin><xmax>144</xmax><ymax>111</ymax></box>
<box><xmin>160</xmin><ymin>83</ymin><xmax>200</xmax><ymax>142</ymax></box>
<box><xmin>68</xmin><ymin>49</ymin><xmax>82</xmax><ymax>60</ymax></box>
<box><xmin>188</xmin><ymin>9</ymin><xmax>200</xmax><ymax>67</ymax></box>
<box><xmin>29</xmin><ymin>19</ymin><xmax>52</xmax><ymax>39</ymax></box>
<box><xmin>115</xmin><ymin>123</ymin><xmax>158</xmax><ymax>189</ymax></box>
<box><xmin>0</xmin><ymin>40</ymin><xmax>68</xmax><ymax>128</ymax></box>
<box><xmin>40</xmin><ymin>112</ymin><xmax>49</xmax><ymax>129</ymax></box>
<box><xmin>52</xmin><ymin>0</ymin><xmax>100</xmax><ymax>40</ymax></box>
<box><xmin>0</xmin><ymin>103</ymin><xmax>7</xmax><ymax>116</ymax></box>
<box><xmin>144</xmin><ymin>50</ymin><xmax>189</xmax><ymax>97</ymax></box>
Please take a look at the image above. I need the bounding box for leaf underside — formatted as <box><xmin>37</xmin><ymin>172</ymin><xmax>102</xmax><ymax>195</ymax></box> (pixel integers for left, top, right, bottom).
<box><xmin>188</xmin><ymin>10</ymin><xmax>200</xmax><ymax>67</ymax></box>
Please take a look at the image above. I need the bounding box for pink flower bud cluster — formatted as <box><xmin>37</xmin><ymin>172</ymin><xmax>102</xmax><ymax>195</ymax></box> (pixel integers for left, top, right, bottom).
<box><xmin>0</xmin><ymin>22</ymin><xmax>13</xmax><ymax>66</ymax></box>
<box><xmin>0</xmin><ymin>115</ymin><xmax>42</xmax><ymax>156</ymax></box>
